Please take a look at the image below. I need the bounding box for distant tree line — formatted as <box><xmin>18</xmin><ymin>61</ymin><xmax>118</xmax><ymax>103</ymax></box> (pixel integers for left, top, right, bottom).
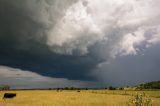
<box><xmin>58</xmin><ymin>87</ymin><xmax>88</xmax><ymax>90</ymax></box>
<box><xmin>138</xmin><ymin>81</ymin><xmax>160</xmax><ymax>89</ymax></box>
<box><xmin>47</xmin><ymin>87</ymin><xmax>89</xmax><ymax>90</ymax></box>
<box><xmin>1</xmin><ymin>80</ymin><xmax>159</xmax><ymax>90</ymax></box>
<box><xmin>105</xmin><ymin>86</ymin><xmax>124</xmax><ymax>90</ymax></box>
<box><xmin>0</xmin><ymin>85</ymin><xmax>10</xmax><ymax>91</ymax></box>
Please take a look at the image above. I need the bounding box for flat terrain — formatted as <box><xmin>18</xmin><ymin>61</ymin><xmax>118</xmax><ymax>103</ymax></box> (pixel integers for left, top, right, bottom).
<box><xmin>0</xmin><ymin>90</ymin><xmax>160</xmax><ymax>106</ymax></box>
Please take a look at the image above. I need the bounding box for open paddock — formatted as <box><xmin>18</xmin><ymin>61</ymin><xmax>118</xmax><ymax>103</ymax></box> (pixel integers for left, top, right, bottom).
<box><xmin>0</xmin><ymin>90</ymin><xmax>160</xmax><ymax>106</ymax></box>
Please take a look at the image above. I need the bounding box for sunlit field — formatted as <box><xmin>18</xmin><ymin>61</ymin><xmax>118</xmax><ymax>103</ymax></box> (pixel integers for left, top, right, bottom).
<box><xmin>0</xmin><ymin>90</ymin><xmax>160</xmax><ymax>106</ymax></box>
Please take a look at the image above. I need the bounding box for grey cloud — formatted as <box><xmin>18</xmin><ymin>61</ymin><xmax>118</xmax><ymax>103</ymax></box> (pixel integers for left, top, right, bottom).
<box><xmin>0</xmin><ymin>0</ymin><xmax>160</xmax><ymax>87</ymax></box>
<box><xmin>95</xmin><ymin>44</ymin><xmax>160</xmax><ymax>87</ymax></box>
<box><xmin>0</xmin><ymin>0</ymin><xmax>101</xmax><ymax>81</ymax></box>
<box><xmin>0</xmin><ymin>66</ymin><xmax>98</xmax><ymax>89</ymax></box>
<box><xmin>1</xmin><ymin>0</ymin><xmax>160</xmax><ymax>56</ymax></box>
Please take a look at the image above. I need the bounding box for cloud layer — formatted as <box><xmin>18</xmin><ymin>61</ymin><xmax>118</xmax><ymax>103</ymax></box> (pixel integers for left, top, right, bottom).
<box><xmin>0</xmin><ymin>0</ymin><xmax>160</xmax><ymax>87</ymax></box>
<box><xmin>0</xmin><ymin>66</ymin><xmax>97</xmax><ymax>89</ymax></box>
<box><xmin>2</xmin><ymin>0</ymin><xmax>160</xmax><ymax>56</ymax></box>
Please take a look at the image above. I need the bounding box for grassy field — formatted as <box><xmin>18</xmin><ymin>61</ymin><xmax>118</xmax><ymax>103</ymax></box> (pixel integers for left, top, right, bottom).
<box><xmin>0</xmin><ymin>90</ymin><xmax>160</xmax><ymax>106</ymax></box>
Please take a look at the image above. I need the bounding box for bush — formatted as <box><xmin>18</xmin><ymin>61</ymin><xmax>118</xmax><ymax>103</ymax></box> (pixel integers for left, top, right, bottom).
<box><xmin>119</xmin><ymin>87</ymin><xmax>124</xmax><ymax>90</ymax></box>
<box><xmin>108</xmin><ymin>86</ymin><xmax>116</xmax><ymax>90</ymax></box>
<box><xmin>127</xmin><ymin>92</ymin><xmax>152</xmax><ymax>106</ymax></box>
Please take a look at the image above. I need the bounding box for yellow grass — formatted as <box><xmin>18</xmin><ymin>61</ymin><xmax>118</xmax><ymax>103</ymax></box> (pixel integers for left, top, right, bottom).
<box><xmin>0</xmin><ymin>90</ymin><xmax>159</xmax><ymax>106</ymax></box>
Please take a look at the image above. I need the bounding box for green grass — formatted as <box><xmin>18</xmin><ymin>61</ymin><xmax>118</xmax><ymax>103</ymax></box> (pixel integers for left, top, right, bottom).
<box><xmin>0</xmin><ymin>90</ymin><xmax>160</xmax><ymax>106</ymax></box>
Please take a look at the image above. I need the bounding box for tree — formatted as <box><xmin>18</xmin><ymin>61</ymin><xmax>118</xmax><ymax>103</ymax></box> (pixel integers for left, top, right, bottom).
<box><xmin>0</xmin><ymin>85</ymin><xmax>10</xmax><ymax>91</ymax></box>
<box><xmin>108</xmin><ymin>86</ymin><xmax>116</xmax><ymax>90</ymax></box>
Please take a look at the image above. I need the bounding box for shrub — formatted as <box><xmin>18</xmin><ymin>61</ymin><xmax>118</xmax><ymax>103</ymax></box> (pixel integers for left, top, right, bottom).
<box><xmin>108</xmin><ymin>86</ymin><xmax>116</xmax><ymax>90</ymax></box>
<box><xmin>119</xmin><ymin>87</ymin><xmax>124</xmax><ymax>90</ymax></box>
<box><xmin>127</xmin><ymin>92</ymin><xmax>152</xmax><ymax>106</ymax></box>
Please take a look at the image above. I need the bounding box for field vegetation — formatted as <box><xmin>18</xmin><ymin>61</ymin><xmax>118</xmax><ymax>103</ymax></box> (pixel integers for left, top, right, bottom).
<box><xmin>0</xmin><ymin>90</ymin><xmax>160</xmax><ymax>106</ymax></box>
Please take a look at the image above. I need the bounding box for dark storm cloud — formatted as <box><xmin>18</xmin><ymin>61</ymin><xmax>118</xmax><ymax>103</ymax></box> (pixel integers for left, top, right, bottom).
<box><xmin>0</xmin><ymin>48</ymin><xmax>103</xmax><ymax>80</ymax></box>
<box><xmin>0</xmin><ymin>66</ymin><xmax>99</xmax><ymax>89</ymax></box>
<box><xmin>0</xmin><ymin>0</ymin><xmax>160</xmax><ymax>88</ymax></box>
<box><xmin>0</xmin><ymin>0</ymin><xmax>104</xmax><ymax>81</ymax></box>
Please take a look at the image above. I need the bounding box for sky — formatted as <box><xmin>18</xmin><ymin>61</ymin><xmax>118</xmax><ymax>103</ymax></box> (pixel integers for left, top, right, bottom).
<box><xmin>0</xmin><ymin>0</ymin><xmax>160</xmax><ymax>89</ymax></box>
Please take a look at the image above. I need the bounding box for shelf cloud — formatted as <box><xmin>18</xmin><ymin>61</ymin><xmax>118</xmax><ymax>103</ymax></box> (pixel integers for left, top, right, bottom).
<box><xmin>0</xmin><ymin>0</ymin><xmax>160</xmax><ymax>88</ymax></box>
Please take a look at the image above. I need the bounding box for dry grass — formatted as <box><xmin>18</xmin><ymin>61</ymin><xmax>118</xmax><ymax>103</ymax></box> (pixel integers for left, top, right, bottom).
<box><xmin>0</xmin><ymin>90</ymin><xmax>159</xmax><ymax>106</ymax></box>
